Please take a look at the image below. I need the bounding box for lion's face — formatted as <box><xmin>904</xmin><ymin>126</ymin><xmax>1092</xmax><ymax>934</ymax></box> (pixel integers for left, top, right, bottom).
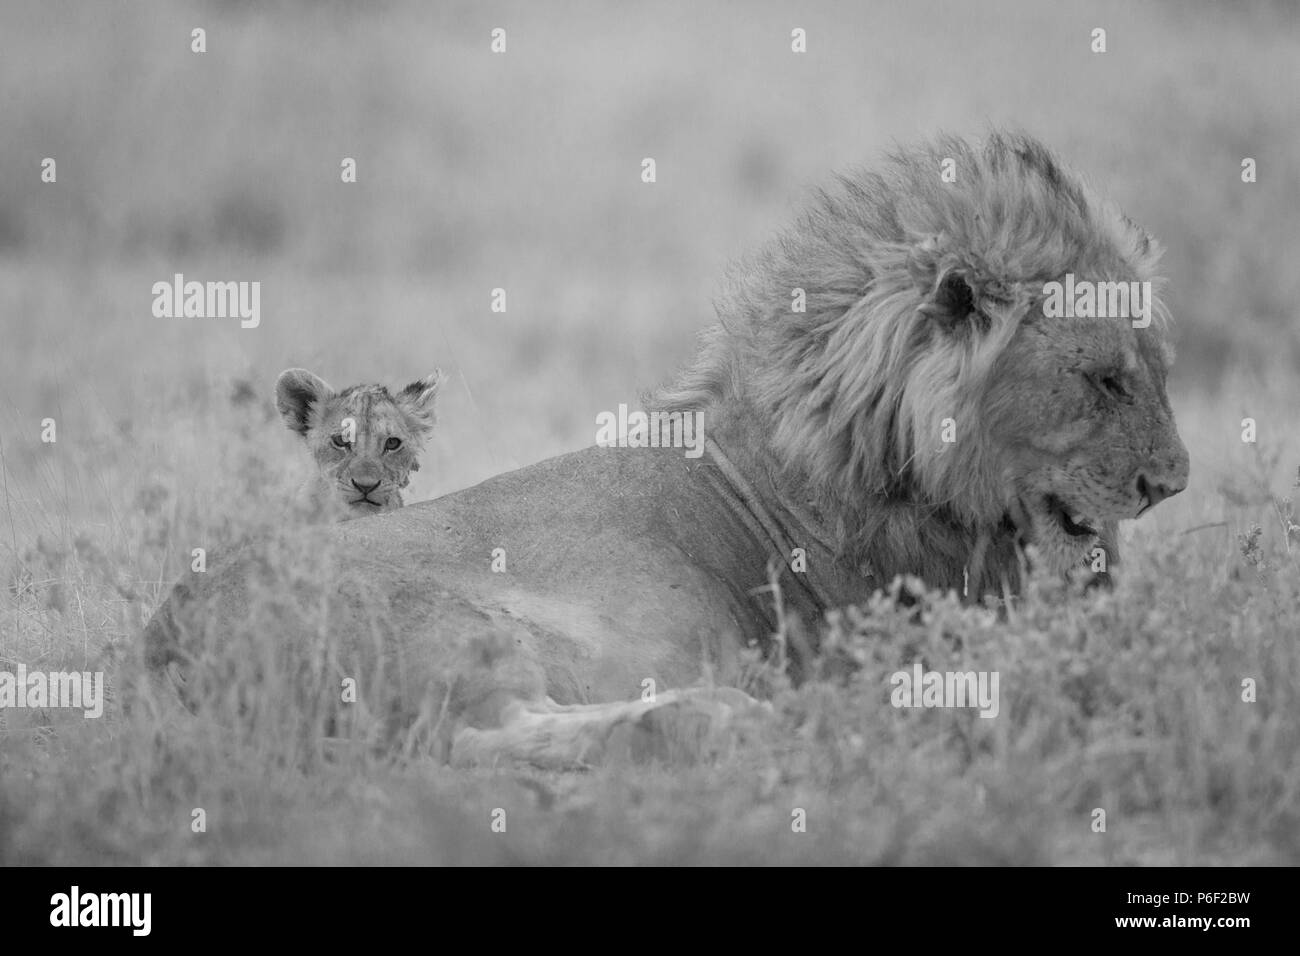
<box><xmin>983</xmin><ymin>306</ymin><xmax>1188</xmax><ymax>574</ymax></box>
<box><xmin>275</xmin><ymin>368</ymin><xmax>441</xmax><ymax>519</ymax></box>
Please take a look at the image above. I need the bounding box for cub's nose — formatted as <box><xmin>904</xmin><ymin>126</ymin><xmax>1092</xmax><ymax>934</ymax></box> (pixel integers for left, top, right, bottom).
<box><xmin>351</xmin><ymin>478</ymin><xmax>381</xmax><ymax>495</ymax></box>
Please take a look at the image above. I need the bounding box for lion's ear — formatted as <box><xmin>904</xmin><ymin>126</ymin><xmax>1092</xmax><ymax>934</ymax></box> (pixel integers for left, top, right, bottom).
<box><xmin>275</xmin><ymin>368</ymin><xmax>335</xmax><ymax>436</ymax></box>
<box><xmin>917</xmin><ymin>270</ymin><xmax>981</xmax><ymax>331</ymax></box>
<box><xmin>909</xmin><ymin>234</ymin><xmax>982</xmax><ymax>332</ymax></box>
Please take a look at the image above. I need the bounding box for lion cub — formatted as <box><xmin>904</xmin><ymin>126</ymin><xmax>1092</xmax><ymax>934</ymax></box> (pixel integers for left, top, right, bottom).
<box><xmin>274</xmin><ymin>367</ymin><xmax>442</xmax><ymax>520</ymax></box>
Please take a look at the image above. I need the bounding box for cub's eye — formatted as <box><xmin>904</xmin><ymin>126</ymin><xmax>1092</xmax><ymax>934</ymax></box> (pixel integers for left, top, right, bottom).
<box><xmin>384</xmin><ymin>437</ymin><xmax>402</xmax><ymax>451</ymax></box>
<box><xmin>331</xmin><ymin>434</ymin><xmax>350</xmax><ymax>449</ymax></box>
<box><xmin>1089</xmin><ymin>372</ymin><xmax>1132</xmax><ymax>404</ymax></box>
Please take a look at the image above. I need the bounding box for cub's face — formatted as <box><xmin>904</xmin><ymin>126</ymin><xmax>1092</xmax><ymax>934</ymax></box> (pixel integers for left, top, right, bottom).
<box><xmin>275</xmin><ymin>368</ymin><xmax>441</xmax><ymax>519</ymax></box>
<box><xmin>982</xmin><ymin>303</ymin><xmax>1188</xmax><ymax>575</ymax></box>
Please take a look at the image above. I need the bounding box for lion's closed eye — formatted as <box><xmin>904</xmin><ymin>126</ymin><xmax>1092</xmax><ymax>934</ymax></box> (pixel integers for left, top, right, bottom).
<box><xmin>1087</xmin><ymin>371</ymin><xmax>1133</xmax><ymax>404</ymax></box>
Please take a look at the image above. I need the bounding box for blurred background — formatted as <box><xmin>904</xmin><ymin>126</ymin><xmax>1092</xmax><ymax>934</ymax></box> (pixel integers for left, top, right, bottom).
<box><xmin>0</xmin><ymin>0</ymin><xmax>1296</xmax><ymax>539</ymax></box>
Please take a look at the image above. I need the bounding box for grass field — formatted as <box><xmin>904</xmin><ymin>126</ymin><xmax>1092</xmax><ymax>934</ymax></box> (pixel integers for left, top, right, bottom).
<box><xmin>1</xmin><ymin>0</ymin><xmax>1298</xmax><ymax>864</ymax></box>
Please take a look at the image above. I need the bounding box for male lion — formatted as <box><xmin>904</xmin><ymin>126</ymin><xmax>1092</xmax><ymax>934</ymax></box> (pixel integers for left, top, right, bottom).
<box><xmin>274</xmin><ymin>368</ymin><xmax>442</xmax><ymax>519</ymax></box>
<box><xmin>145</xmin><ymin>132</ymin><xmax>1188</xmax><ymax>768</ymax></box>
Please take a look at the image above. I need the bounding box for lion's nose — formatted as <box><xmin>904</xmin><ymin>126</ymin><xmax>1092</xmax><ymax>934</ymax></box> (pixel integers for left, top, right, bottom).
<box><xmin>1135</xmin><ymin>473</ymin><xmax>1185</xmax><ymax>515</ymax></box>
<box><xmin>351</xmin><ymin>478</ymin><xmax>381</xmax><ymax>495</ymax></box>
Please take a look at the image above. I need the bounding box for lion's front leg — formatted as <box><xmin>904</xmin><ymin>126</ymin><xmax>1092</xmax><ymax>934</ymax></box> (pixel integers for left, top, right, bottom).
<box><xmin>449</xmin><ymin>686</ymin><xmax>768</xmax><ymax>770</ymax></box>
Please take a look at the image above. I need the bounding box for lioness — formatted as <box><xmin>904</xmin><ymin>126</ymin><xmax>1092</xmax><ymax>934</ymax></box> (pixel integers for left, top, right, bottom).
<box><xmin>274</xmin><ymin>368</ymin><xmax>441</xmax><ymax>519</ymax></box>
<box><xmin>146</xmin><ymin>132</ymin><xmax>1188</xmax><ymax>767</ymax></box>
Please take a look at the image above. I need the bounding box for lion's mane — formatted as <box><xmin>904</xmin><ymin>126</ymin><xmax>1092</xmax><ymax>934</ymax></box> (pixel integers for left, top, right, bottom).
<box><xmin>651</xmin><ymin>131</ymin><xmax>1168</xmax><ymax>589</ymax></box>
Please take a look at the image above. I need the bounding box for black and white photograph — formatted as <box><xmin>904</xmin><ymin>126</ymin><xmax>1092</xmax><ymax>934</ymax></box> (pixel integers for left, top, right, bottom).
<box><xmin>0</xmin><ymin>0</ymin><xmax>1295</xmax><ymax>902</ymax></box>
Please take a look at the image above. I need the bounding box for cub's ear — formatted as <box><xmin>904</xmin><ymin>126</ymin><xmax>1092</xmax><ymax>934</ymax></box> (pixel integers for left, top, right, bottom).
<box><xmin>275</xmin><ymin>368</ymin><xmax>334</xmax><ymax>436</ymax></box>
<box><xmin>397</xmin><ymin>369</ymin><xmax>442</xmax><ymax>432</ymax></box>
